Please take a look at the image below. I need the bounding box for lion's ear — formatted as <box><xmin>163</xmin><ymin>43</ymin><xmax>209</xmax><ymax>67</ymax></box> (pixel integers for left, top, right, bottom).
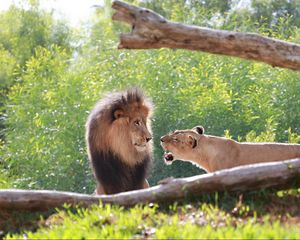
<box><xmin>193</xmin><ymin>126</ymin><xmax>204</xmax><ymax>135</ymax></box>
<box><xmin>113</xmin><ymin>109</ymin><xmax>125</xmax><ymax>119</ymax></box>
<box><xmin>188</xmin><ymin>136</ymin><xmax>197</xmax><ymax>148</ymax></box>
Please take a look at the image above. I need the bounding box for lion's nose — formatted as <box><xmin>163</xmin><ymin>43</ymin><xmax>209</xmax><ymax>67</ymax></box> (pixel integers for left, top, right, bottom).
<box><xmin>146</xmin><ymin>137</ymin><xmax>152</xmax><ymax>142</ymax></box>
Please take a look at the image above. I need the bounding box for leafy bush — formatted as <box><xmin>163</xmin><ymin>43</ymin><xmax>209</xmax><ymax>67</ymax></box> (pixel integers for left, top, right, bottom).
<box><xmin>3</xmin><ymin>46</ymin><xmax>94</xmax><ymax>192</ymax></box>
<box><xmin>1</xmin><ymin>1</ymin><xmax>300</xmax><ymax>193</ymax></box>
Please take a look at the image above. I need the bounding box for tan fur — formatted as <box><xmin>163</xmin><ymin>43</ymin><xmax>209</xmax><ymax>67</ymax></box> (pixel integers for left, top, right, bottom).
<box><xmin>161</xmin><ymin>126</ymin><xmax>300</xmax><ymax>172</ymax></box>
<box><xmin>86</xmin><ymin>91</ymin><xmax>153</xmax><ymax>166</ymax></box>
<box><xmin>85</xmin><ymin>88</ymin><xmax>153</xmax><ymax>194</ymax></box>
<box><xmin>105</xmin><ymin>104</ymin><xmax>153</xmax><ymax>165</ymax></box>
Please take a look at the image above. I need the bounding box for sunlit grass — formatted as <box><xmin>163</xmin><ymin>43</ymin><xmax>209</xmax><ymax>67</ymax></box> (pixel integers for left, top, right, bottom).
<box><xmin>6</xmin><ymin>199</ymin><xmax>300</xmax><ymax>239</ymax></box>
<box><xmin>5</xmin><ymin>189</ymin><xmax>300</xmax><ymax>239</ymax></box>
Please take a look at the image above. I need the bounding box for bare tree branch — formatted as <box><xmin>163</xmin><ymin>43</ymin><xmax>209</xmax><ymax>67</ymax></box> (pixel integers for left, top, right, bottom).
<box><xmin>0</xmin><ymin>158</ymin><xmax>300</xmax><ymax>211</ymax></box>
<box><xmin>112</xmin><ymin>0</ymin><xmax>300</xmax><ymax>70</ymax></box>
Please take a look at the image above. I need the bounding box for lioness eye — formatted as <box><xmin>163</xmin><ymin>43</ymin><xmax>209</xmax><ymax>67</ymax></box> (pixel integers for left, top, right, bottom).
<box><xmin>134</xmin><ymin>120</ymin><xmax>141</xmax><ymax>126</ymax></box>
<box><xmin>173</xmin><ymin>138</ymin><xmax>179</xmax><ymax>142</ymax></box>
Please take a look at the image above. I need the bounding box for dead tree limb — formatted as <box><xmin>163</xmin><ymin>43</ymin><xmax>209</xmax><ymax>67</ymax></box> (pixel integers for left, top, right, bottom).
<box><xmin>112</xmin><ymin>0</ymin><xmax>300</xmax><ymax>71</ymax></box>
<box><xmin>0</xmin><ymin>158</ymin><xmax>300</xmax><ymax>211</ymax></box>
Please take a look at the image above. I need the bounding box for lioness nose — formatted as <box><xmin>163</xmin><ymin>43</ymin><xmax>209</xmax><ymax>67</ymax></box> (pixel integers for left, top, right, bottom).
<box><xmin>146</xmin><ymin>137</ymin><xmax>152</xmax><ymax>142</ymax></box>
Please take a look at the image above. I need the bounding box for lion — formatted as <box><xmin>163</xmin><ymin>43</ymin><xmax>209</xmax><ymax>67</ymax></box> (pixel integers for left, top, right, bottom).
<box><xmin>160</xmin><ymin>126</ymin><xmax>300</xmax><ymax>172</ymax></box>
<box><xmin>85</xmin><ymin>87</ymin><xmax>153</xmax><ymax>194</ymax></box>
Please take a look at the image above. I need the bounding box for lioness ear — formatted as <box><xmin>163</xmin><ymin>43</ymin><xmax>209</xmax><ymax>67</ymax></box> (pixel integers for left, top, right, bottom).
<box><xmin>193</xmin><ymin>126</ymin><xmax>204</xmax><ymax>135</ymax></box>
<box><xmin>188</xmin><ymin>136</ymin><xmax>197</xmax><ymax>148</ymax></box>
<box><xmin>113</xmin><ymin>109</ymin><xmax>124</xmax><ymax>119</ymax></box>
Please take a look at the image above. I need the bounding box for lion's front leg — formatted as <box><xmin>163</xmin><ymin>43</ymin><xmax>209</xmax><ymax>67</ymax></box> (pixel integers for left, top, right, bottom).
<box><xmin>95</xmin><ymin>183</ymin><xmax>106</xmax><ymax>195</ymax></box>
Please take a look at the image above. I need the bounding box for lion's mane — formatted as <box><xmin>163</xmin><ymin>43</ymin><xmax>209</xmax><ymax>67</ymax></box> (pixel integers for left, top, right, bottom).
<box><xmin>86</xmin><ymin>88</ymin><xmax>153</xmax><ymax>194</ymax></box>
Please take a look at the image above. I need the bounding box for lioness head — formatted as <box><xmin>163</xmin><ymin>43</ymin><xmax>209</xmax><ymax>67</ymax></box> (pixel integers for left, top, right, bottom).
<box><xmin>160</xmin><ymin>126</ymin><xmax>204</xmax><ymax>164</ymax></box>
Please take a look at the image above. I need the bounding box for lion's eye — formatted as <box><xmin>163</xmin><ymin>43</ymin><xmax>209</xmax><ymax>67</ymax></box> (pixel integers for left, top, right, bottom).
<box><xmin>134</xmin><ymin>120</ymin><xmax>141</xmax><ymax>126</ymax></box>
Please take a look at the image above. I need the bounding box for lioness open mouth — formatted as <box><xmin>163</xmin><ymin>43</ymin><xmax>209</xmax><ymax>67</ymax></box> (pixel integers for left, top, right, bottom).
<box><xmin>164</xmin><ymin>152</ymin><xmax>174</xmax><ymax>163</ymax></box>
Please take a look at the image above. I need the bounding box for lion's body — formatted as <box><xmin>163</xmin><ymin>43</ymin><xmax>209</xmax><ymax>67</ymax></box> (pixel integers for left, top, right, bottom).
<box><xmin>161</xmin><ymin>126</ymin><xmax>300</xmax><ymax>172</ymax></box>
<box><xmin>86</xmin><ymin>88</ymin><xmax>153</xmax><ymax>194</ymax></box>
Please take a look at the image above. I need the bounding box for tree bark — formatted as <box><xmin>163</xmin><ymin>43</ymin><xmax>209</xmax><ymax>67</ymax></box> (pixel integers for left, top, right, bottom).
<box><xmin>0</xmin><ymin>158</ymin><xmax>300</xmax><ymax>211</ymax></box>
<box><xmin>112</xmin><ymin>1</ymin><xmax>300</xmax><ymax>71</ymax></box>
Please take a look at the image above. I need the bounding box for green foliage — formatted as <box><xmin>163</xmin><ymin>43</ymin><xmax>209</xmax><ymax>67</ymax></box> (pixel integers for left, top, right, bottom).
<box><xmin>0</xmin><ymin>3</ymin><xmax>72</xmax><ymax>67</ymax></box>
<box><xmin>1</xmin><ymin>0</ymin><xmax>300</xmax><ymax>194</ymax></box>
<box><xmin>134</xmin><ymin>0</ymin><xmax>231</xmax><ymax>26</ymax></box>
<box><xmin>3</xmin><ymin>46</ymin><xmax>95</xmax><ymax>192</ymax></box>
<box><xmin>0</xmin><ymin>45</ymin><xmax>17</xmax><ymax>90</ymax></box>
<box><xmin>0</xmin><ymin>0</ymin><xmax>73</xmax><ymax>134</ymax></box>
<box><xmin>1</xmin><ymin>1</ymin><xmax>300</xmax><ymax>238</ymax></box>
<box><xmin>0</xmin><ymin>138</ymin><xmax>11</xmax><ymax>188</ymax></box>
<box><xmin>251</xmin><ymin>0</ymin><xmax>300</xmax><ymax>29</ymax></box>
<box><xmin>0</xmin><ymin>45</ymin><xmax>17</xmax><ymax>139</ymax></box>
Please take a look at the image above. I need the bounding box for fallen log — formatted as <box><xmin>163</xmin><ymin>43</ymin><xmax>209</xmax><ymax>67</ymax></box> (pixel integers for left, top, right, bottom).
<box><xmin>112</xmin><ymin>1</ymin><xmax>300</xmax><ymax>71</ymax></box>
<box><xmin>0</xmin><ymin>158</ymin><xmax>300</xmax><ymax>211</ymax></box>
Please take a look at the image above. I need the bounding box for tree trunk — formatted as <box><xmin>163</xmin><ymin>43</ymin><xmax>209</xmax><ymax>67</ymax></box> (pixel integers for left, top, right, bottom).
<box><xmin>0</xmin><ymin>158</ymin><xmax>300</xmax><ymax>211</ymax></box>
<box><xmin>112</xmin><ymin>1</ymin><xmax>300</xmax><ymax>71</ymax></box>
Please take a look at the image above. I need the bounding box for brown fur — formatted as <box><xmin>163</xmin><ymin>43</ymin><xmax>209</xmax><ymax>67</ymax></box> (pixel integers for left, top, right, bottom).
<box><xmin>86</xmin><ymin>88</ymin><xmax>153</xmax><ymax>194</ymax></box>
<box><xmin>161</xmin><ymin>126</ymin><xmax>300</xmax><ymax>172</ymax></box>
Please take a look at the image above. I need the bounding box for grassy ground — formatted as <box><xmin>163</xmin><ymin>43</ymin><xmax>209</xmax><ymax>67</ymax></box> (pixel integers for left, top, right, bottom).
<box><xmin>3</xmin><ymin>189</ymin><xmax>300</xmax><ymax>239</ymax></box>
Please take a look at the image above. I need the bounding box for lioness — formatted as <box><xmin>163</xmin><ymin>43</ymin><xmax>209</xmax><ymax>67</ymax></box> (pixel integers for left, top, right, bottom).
<box><xmin>160</xmin><ymin>126</ymin><xmax>300</xmax><ymax>172</ymax></box>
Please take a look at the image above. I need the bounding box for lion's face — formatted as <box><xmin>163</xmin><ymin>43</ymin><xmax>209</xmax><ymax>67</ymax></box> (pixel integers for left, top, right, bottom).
<box><xmin>160</xmin><ymin>126</ymin><xmax>204</xmax><ymax>164</ymax></box>
<box><xmin>113</xmin><ymin>106</ymin><xmax>152</xmax><ymax>153</ymax></box>
<box><xmin>129</xmin><ymin>116</ymin><xmax>152</xmax><ymax>152</ymax></box>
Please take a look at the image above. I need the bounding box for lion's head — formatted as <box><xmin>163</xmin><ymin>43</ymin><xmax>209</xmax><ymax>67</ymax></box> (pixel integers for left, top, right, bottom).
<box><xmin>160</xmin><ymin>126</ymin><xmax>204</xmax><ymax>164</ymax></box>
<box><xmin>86</xmin><ymin>87</ymin><xmax>153</xmax><ymax>166</ymax></box>
<box><xmin>111</xmin><ymin>101</ymin><xmax>153</xmax><ymax>153</ymax></box>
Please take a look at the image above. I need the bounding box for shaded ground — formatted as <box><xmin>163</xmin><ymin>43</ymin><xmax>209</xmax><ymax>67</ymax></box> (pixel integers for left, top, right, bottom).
<box><xmin>0</xmin><ymin>210</ymin><xmax>54</xmax><ymax>238</ymax></box>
